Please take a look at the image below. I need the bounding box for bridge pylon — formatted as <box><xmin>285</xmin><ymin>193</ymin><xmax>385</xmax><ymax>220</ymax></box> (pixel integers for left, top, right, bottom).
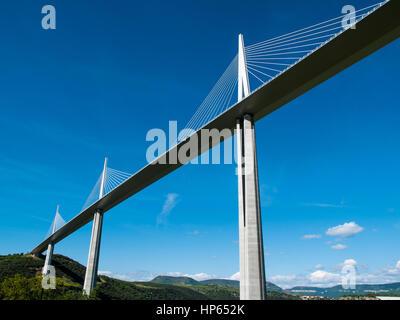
<box><xmin>42</xmin><ymin>205</ymin><xmax>59</xmax><ymax>275</ymax></box>
<box><xmin>83</xmin><ymin>157</ymin><xmax>107</xmax><ymax>296</ymax></box>
<box><xmin>237</xmin><ymin>34</ymin><xmax>266</xmax><ymax>300</ymax></box>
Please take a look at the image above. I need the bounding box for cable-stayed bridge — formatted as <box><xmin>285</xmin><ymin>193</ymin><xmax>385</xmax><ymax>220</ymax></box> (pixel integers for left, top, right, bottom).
<box><xmin>31</xmin><ymin>1</ymin><xmax>400</xmax><ymax>299</ymax></box>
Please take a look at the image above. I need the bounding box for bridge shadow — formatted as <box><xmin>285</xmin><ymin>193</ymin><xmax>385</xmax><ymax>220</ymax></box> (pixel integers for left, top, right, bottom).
<box><xmin>38</xmin><ymin>253</ymin><xmax>85</xmax><ymax>285</ymax></box>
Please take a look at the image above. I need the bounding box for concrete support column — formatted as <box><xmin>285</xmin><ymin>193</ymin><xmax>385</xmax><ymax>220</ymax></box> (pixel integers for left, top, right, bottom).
<box><xmin>42</xmin><ymin>242</ymin><xmax>54</xmax><ymax>275</ymax></box>
<box><xmin>236</xmin><ymin>118</ymin><xmax>247</xmax><ymax>299</ymax></box>
<box><xmin>83</xmin><ymin>210</ymin><xmax>104</xmax><ymax>296</ymax></box>
<box><xmin>236</xmin><ymin>114</ymin><xmax>266</xmax><ymax>300</ymax></box>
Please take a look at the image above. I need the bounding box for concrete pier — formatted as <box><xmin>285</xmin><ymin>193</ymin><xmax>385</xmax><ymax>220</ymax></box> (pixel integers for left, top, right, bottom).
<box><xmin>236</xmin><ymin>114</ymin><xmax>266</xmax><ymax>300</ymax></box>
<box><xmin>42</xmin><ymin>242</ymin><xmax>54</xmax><ymax>275</ymax></box>
<box><xmin>83</xmin><ymin>209</ymin><xmax>104</xmax><ymax>296</ymax></box>
<box><xmin>83</xmin><ymin>158</ymin><xmax>107</xmax><ymax>296</ymax></box>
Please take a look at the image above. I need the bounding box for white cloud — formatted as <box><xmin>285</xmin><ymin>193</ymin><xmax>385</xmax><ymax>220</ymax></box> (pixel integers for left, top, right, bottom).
<box><xmin>302</xmin><ymin>234</ymin><xmax>322</xmax><ymax>240</ymax></box>
<box><xmin>331</xmin><ymin>259</ymin><xmax>358</xmax><ymax>272</ymax></box>
<box><xmin>227</xmin><ymin>272</ymin><xmax>240</xmax><ymax>281</ymax></box>
<box><xmin>268</xmin><ymin>272</ymin><xmax>342</xmax><ymax>289</ymax></box>
<box><xmin>98</xmin><ymin>270</ymin><xmax>155</xmax><ymax>281</ymax></box>
<box><xmin>270</xmin><ymin>275</ymin><xmax>297</xmax><ymax>283</ymax></box>
<box><xmin>387</xmin><ymin>261</ymin><xmax>400</xmax><ymax>275</ymax></box>
<box><xmin>343</xmin><ymin>259</ymin><xmax>357</xmax><ymax>267</ymax></box>
<box><xmin>315</xmin><ymin>264</ymin><xmax>324</xmax><ymax>269</ymax></box>
<box><xmin>266</xmin><ymin>274</ymin><xmax>309</xmax><ymax>289</ymax></box>
<box><xmin>157</xmin><ymin>193</ymin><xmax>179</xmax><ymax>225</ymax></box>
<box><xmin>268</xmin><ymin>259</ymin><xmax>400</xmax><ymax>289</ymax></box>
<box><xmin>302</xmin><ymin>201</ymin><xmax>347</xmax><ymax>208</ymax></box>
<box><xmin>191</xmin><ymin>273</ymin><xmax>216</xmax><ymax>281</ymax></box>
<box><xmin>326</xmin><ymin>222</ymin><xmax>363</xmax><ymax>238</ymax></box>
<box><xmin>331</xmin><ymin>243</ymin><xmax>347</xmax><ymax>250</ymax></box>
<box><xmin>355</xmin><ymin>261</ymin><xmax>400</xmax><ymax>284</ymax></box>
<box><xmin>309</xmin><ymin>270</ymin><xmax>341</xmax><ymax>285</ymax></box>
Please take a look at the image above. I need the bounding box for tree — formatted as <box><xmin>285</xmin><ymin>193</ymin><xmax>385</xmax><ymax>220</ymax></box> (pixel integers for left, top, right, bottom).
<box><xmin>0</xmin><ymin>274</ymin><xmax>41</xmax><ymax>300</ymax></box>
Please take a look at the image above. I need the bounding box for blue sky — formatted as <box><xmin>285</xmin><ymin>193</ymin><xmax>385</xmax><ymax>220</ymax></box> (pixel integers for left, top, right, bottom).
<box><xmin>0</xmin><ymin>0</ymin><xmax>399</xmax><ymax>288</ymax></box>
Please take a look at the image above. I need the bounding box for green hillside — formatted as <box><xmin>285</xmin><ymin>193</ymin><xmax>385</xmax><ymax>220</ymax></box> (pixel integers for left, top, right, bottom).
<box><xmin>97</xmin><ymin>277</ymin><xmax>210</xmax><ymax>300</ymax></box>
<box><xmin>5</xmin><ymin>253</ymin><xmax>399</xmax><ymax>300</ymax></box>
<box><xmin>0</xmin><ymin>253</ymin><xmax>86</xmax><ymax>284</ymax></box>
<box><xmin>200</xmin><ymin>279</ymin><xmax>240</xmax><ymax>287</ymax></box>
<box><xmin>0</xmin><ymin>253</ymin><xmax>297</xmax><ymax>300</ymax></box>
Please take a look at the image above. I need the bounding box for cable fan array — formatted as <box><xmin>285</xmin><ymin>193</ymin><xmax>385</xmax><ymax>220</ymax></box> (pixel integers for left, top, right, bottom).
<box><xmin>244</xmin><ymin>1</ymin><xmax>387</xmax><ymax>89</ymax></box>
<box><xmin>81</xmin><ymin>166</ymin><xmax>132</xmax><ymax>211</ymax></box>
<box><xmin>45</xmin><ymin>209</ymin><xmax>66</xmax><ymax>239</ymax></box>
<box><xmin>179</xmin><ymin>55</ymin><xmax>238</xmax><ymax>142</ymax></box>
<box><xmin>104</xmin><ymin>167</ymin><xmax>132</xmax><ymax>194</ymax></box>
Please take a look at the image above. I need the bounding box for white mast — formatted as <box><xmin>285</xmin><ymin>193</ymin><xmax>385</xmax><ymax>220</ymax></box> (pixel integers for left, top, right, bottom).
<box><xmin>52</xmin><ymin>205</ymin><xmax>59</xmax><ymax>234</ymax></box>
<box><xmin>238</xmin><ymin>34</ymin><xmax>250</xmax><ymax>102</ymax></box>
<box><xmin>99</xmin><ymin>157</ymin><xmax>108</xmax><ymax>199</ymax></box>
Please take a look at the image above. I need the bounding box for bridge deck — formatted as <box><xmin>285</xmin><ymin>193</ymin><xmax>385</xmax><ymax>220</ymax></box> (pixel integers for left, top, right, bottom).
<box><xmin>32</xmin><ymin>0</ymin><xmax>400</xmax><ymax>255</ymax></box>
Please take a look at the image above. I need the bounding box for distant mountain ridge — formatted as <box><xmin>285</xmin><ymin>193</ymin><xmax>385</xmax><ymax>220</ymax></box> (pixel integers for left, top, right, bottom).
<box><xmin>151</xmin><ymin>276</ymin><xmax>200</xmax><ymax>285</ymax></box>
<box><xmin>288</xmin><ymin>283</ymin><xmax>400</xmax><ymax>298</ymax></box>
<box><xmin>150</xmin><ymin>275</ymin><xmax>283</xmax><ymax>292</ymax></box>
<box><xmin>151</xmin><ymin>275</ymin><xmax>400</xmax><ymax>299</ymax></box>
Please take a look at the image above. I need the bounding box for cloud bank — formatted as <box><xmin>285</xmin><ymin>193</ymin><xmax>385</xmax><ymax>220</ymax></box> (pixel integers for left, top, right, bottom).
<box><xmin>326</xmin><ymin>221</ymin><xmax>363</xmax><ymax>238</ymax></box>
